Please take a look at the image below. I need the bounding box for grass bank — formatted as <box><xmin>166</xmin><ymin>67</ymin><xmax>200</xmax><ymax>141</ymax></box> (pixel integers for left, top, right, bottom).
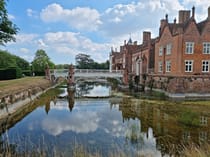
<box><xmin>0</xmin><ymin>77</ymin><xmax>51</xmax><ymax>98</ymax></box>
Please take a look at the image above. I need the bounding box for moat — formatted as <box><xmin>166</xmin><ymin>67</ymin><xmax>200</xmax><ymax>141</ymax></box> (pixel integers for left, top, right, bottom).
<box><xmin>0</xmin><ymin>82</ymin><xmax>210</xmax><ymax>156</ymax></box>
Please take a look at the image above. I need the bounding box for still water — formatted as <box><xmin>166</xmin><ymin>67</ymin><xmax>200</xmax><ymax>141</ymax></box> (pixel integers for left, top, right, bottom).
<box><xmin>1</xmin><ymin>83</ymin><xmax>210</xmax><ymax>156</ymax></box>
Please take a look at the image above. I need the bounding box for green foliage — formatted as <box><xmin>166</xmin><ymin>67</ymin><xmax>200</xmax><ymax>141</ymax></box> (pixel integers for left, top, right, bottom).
<box><xmin>0</xmin><ymin>50</ymin><xmax>30</xmax><ymax>70</ymax></box>
<box><xmin>75</xmin><ymin>53</ymin><xmax>109</xmax><ymax>69</ymax></box>
<box><xmin>0</xmin><ymin>50</ymin><xmax>16</xmax><ymax>68</ymax></box>
<box><xmin>178</xmin><ymin>110</ymin><xmax>200</xmax><ymax>127</ymax></box>
<box><xmin>0</xmin><ymin>50</ymin><xmax>29</xmax><ymax>79</ymax></box>
<box><xmin>22</xmin><ymin>70</ymin><xmax>31</xmax><ymax>76</ymax></box>
<box><xmin>0</xmin><ymin>67</ymin><xmax>22</xmax><ymax>80</ymax></box>
<box><xmin>55</xmin><ymin>64</ymin><xmax>69</xmax><ymax>69</ymax></box>
<box><xmin>14</xmin><ymin>55</ymin><xmax>30</xmax><ymax>70</ymax></box>
<box><xmin>107</xmin><ymin>77</ymin><xmax>119</xmax><ymax>89</ymax></box>
<box><xmin>31</xmin><ymin>49</ymin><xmax>55</xmax><ymax>74</ymax></box>
<box><xmin>0</xmin><ymin>0</ymin><xmax>19</xmax><ymax>45</ymax></box>
<box><xmin>75</xmin><ymin>53</ymin><xmax>94</xmax><ymax>69</ymax></box>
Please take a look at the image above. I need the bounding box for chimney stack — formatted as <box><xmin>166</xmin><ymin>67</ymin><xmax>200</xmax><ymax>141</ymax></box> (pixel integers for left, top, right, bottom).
<box><xmin>192</xmin><ymin>6</ymin><xmax>195</xmax><ymax>18</ymax></box>
<box><xmin>174</xmin><ymin>18</ymin><xmax>177</xmax><ymax>24</ymax></box>
<box><xmin>165</xmin><ymin>14</ymin><xmax>168</xmax><ymax>22</ymax></box>
<box><xmin>208</xmin><ymin>6</ymin><xmax>210</xmax><ymax>19</ymax></box>
<box><xmin>179</xmin><ymin>10</ymin><xmax>190</xmax><ymax>23</ymax></box>
<box><xmin>124</xmin><ymin>40</ymin><xmax>126</xmax><ymax>45</ymax></box>
<box><xmin>143</xmin><ymin>31</ymin><xmax>151</xmax><ymax>44</ymax></box>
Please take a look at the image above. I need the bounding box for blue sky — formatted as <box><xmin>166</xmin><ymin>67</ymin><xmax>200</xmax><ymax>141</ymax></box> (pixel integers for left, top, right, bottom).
<box><xmin>2</xmin><ymin>0</ymin><xmax>210</xmax><ymax>64</ymax></box>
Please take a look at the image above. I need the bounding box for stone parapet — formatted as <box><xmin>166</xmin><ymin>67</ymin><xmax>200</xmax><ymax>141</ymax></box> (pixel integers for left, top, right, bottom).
<box><xmin>146</xmin><ymin>74</ymin><xmax>210</xmax><ymax>95</ymax></box>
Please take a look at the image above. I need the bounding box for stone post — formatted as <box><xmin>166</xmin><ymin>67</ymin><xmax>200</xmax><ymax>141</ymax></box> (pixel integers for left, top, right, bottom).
<box><xmin>68</xmin><ymin>64</ymin><xmax>75</xmax><ymax>90</ymax></box>
<box><xmin>45</xmin><ymin>64</ymin><xmax>50</xmax><ymax>80</ymax></box>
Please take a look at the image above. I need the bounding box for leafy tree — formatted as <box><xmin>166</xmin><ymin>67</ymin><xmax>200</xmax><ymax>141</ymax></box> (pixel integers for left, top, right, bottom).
<box><xmin>55</xmin><ymin>64</ymin><xmax>69</xmax><ymax>69</ymax></box>
<box><xmin>0</xmin><ymin>50</ymin><xmax>16</xmax><ymax>68</ymax></box>
<box><xmin>32</xmin><ymin>49</ymin><xmax>54</xmax><ymax>74</ymax></box>
<box><xmin>0</xmin><ymin>0</ymin><xmax>19</xmax><ymax>45</ymax></box>
<box><xmin>14</xmin><ymin>55</ymin><xmax>30</xmax><ymax>70</ymax></box>
<box><xmin>75</xmin><ymin>53</ymin><xmax>109</xmax><ymax>69</ymax></box>
<box><xmin>75</xmin><ymin>53</ymin><xmax>94</xmax><ymax>69</ymax></box>
<box><xmin>0</xmin><ymin>50</ymin><xmax>29</xmax><ymax>69</ymax></box>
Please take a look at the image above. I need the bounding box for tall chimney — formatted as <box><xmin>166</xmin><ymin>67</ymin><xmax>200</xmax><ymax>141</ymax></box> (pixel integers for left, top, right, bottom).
<box><xmin>192</xmin><ymin>6</ymin><xmax>195</xmax><ymax>18</ymax></box>
<box><xmin>165</xmin><ymin>14</ymin><xmax>168</xmax><ymax>22</ymax></box>
<box><xmin>179</xmin><ymin>10</ymin><xmax>190</xmax><ymax>23</ymax></box>
<box><xmin>174</xmin><ymin>18</ymin><xmax>177</xmax><ymax>24</ymax></box>
<box><xmin>143</xmin><ymin>31</ymin><xmax>151</xmax><ymax>44</ymax></box>
<box><xmin>208</xmin><ymin>6</ymin><xmax>210</xmax><ymax>19</ymax></box>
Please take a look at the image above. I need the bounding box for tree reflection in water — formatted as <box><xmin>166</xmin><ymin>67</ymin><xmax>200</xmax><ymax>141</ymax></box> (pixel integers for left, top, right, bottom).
<box><xmin>75</xmin><ymin>81</ymin><xmax>94</xmax><ymax>97</ymax></box>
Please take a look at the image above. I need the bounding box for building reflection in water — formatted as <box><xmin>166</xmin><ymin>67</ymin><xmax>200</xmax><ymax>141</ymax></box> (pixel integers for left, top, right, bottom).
<box><xmin>67</xmin><ymin>89</ymin><xmax>75</xmax><ymax>112</ymax></box>
<box><xmin>117</xmin><ymin>99</ymin><xmax>210</xmax><ymax>156</ymax></box>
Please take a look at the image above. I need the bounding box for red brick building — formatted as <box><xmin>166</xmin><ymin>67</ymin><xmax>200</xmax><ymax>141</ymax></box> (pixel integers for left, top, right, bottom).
<box><xmin>155</xmin><ymin>6</ymin><xmax>210</xmax><ymax>75</ymax></box>
<box><xmin>109</xmin><ymin>32</ymin><xmax>155</xmax><ymax>84</ymax></box>
<box><xmin>110</xmin><ymin>6</ymin><xmax>210</xmax><ymax>86</ymax></box>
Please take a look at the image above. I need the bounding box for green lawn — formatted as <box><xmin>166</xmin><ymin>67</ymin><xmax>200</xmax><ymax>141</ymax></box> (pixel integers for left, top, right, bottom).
<box><xmin>0</xmin><ymin>77</ymin><xmax>50</xmax><ymax>97</ymax></box>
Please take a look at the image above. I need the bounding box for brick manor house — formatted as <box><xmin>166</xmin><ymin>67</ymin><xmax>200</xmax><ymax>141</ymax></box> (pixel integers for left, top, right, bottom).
<box><xmin>109</xmin><ymin>6</ymin><xmax>210</xmax><ymax>97</ymax></box>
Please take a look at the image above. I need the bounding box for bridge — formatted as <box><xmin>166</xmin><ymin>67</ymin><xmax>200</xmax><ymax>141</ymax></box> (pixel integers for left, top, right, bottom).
<box><xmin>48</xmin><ymin>68</ymin><xmax>123</xmax><ymax>83</ymax></box>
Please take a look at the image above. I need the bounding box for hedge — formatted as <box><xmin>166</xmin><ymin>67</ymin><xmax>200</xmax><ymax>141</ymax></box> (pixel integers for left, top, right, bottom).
<box><xmin>0</xmin><ymin>67</ymin><xmax>22</xmax><ymax>80</ymax></box>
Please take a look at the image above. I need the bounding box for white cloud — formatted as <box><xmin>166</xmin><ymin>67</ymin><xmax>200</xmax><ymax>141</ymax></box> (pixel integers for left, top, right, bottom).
<box><xmin>42</xmin><ymin>110</ymin><xmax>99</xmax><ymax>136</ymax></box>
<box><xmin>100</xmin><ymin>0</ymin><xmax>184</xmax><ymax>38</ymax></box>
<box><xmin>37</xmin><ymin>39</ymin><xmax>48</xmax><ymax>48</ymax></box>
<box><xmin>20</xmin><ymin>48</ymin><xmax>29</xmax><ymax>53</ymax></box>
<box><xmin>8</xmin><ymin>14</ymin><xmax>15</xmax><ymax>20</ymax></box>
<box><xmin>42</xmin><ymin>31</ymin><xmax>110</xmax><ymax>62</ymax></box>
<box><xmin>40</xmin><ymin>3</ymin><xmax>102</xmax><ymax>31</ymax></box>
<box><xmin>15</xmin><ymin>33</ymin><xmax>39</xmax><ymax>44</ymax></box>
<box><xmin>26</xmin><ymin>8</ymin><xmax>38</xmax><ymax>18</ymax></box>
<box><xmin>182</xmin><ymin>0</ymin><xmax>210</xmax><ymax>21</ymax></box>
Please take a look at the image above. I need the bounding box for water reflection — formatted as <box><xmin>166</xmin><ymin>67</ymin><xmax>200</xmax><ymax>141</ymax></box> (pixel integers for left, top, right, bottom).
<box><xmin>76</xmin><ymin>82</ymin><xmax>110</xmax><ymax>97</ymax></box>
<box><xmin>1</xmin><ymin>84</ymin><xmax>210</xmax><ymax>156</ymax></box>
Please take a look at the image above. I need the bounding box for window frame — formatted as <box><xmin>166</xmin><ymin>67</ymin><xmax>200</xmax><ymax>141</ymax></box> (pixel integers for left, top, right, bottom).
<box><xmin>158</xmin><ymin>61</ymin><xmax>163</xmax><ymax>72</ymax></box>
<box><xmin>159</xmin><ymin>46</ymin><xmax>163</xmax><ymax>56</ymax></box>
<box><xmin>185</xmin><ymin>42</ymin><xmax>194</xmax><ymax>54</ymax></box>
<box><xmin>185</xmin><ymin>60</ymin><xmax>193</xmax><ymax>72</ymax></box>
<box><xmin>166</xmin><ymin>43</ymin><xmax>172</xmax><ymax>55</ymax></box>
<box><xmin>203</xmin><ymin>42</ymin><xmax>210</xmax><ymax>54</ymax></box>
<box><xmin>166</xmin><ymin>60</ymin><xmax>171</xmax><ymax>72</ymax></box>
<box><xmin>202</xmin><ymin>60</ymin><xmax>210</xmax><ymax>73</ymax></box>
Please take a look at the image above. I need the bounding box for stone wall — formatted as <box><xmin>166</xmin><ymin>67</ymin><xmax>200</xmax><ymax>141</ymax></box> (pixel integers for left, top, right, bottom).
<box><xmin>0</xmin><ymin>87</ymin><xmax>45</xmax><ymax>107</ymax></box>
<box><xmin>146</xmin><ymin>74</ymin><xmax>210</xmax><ymax>97</ymax></box>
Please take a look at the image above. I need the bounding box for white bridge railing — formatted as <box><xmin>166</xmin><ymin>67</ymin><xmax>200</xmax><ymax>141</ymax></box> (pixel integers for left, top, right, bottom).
<box><xmin>50</xmin><ymin>69</ymin><xmax>123</xmax><ymax>78</ymax></box>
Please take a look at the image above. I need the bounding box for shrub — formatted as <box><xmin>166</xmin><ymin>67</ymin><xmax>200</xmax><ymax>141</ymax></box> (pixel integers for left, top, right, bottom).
<box><xmin>0</xmin><ymin>67</ymin><xmax>22</xmax><ymax>80</ymax></box>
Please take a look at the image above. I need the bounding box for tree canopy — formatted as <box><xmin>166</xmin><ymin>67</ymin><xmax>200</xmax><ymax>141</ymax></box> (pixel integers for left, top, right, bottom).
<box><xmin>75</xmin><ymin>53</ymin><xmax>94</xmax><ymax>69</ymax></box>
<box><xmin>31</xmin><ymin>49</ymin><xmax>54</xmax><ymax>73</ymax></box>
<box><xmin>0</xmin><ymin>50</ymin><xmax>29</xmax><ymax>70</ymax></box>
<box><xmin>75</xmin><ymin>53</ymin><xmax>109</xmax><ymax>69</ymax></box>
<box><xmin>0</xmin><ymin>0</ymin><xmax>18</xmax><ymax>45</ymax></box>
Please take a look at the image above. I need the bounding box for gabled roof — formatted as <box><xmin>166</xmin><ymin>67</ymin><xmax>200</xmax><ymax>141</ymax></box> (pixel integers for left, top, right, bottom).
<box><xmin>160</xmin><ymin>16</ymin><xmax>210</xmax><ymax>37</ymax></box>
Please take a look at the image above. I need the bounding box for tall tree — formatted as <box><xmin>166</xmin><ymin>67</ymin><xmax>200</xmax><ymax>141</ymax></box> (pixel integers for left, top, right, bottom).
<box><xmin>75</xmin><ymin>53</ymin><xmax>94</xmax><ymax>69</ymax></box>
<box><xmin>0</xmin><ymin>50</ymin><xmax>16</xmax><ymax>68</ymax></box>
<box><xmin>14</xmin><ymin>55</ymin><xmax>30</xmax><ymax>70</ymax></box>
<box><xmin>32</xmin><ymin>49</ymin><xmax>54</xmax><ymax>73</ymax></box>
<box><xmin>0</xmin><ymin>0</ymin><xmax>18</xmax><ymax>45</ymax></box>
